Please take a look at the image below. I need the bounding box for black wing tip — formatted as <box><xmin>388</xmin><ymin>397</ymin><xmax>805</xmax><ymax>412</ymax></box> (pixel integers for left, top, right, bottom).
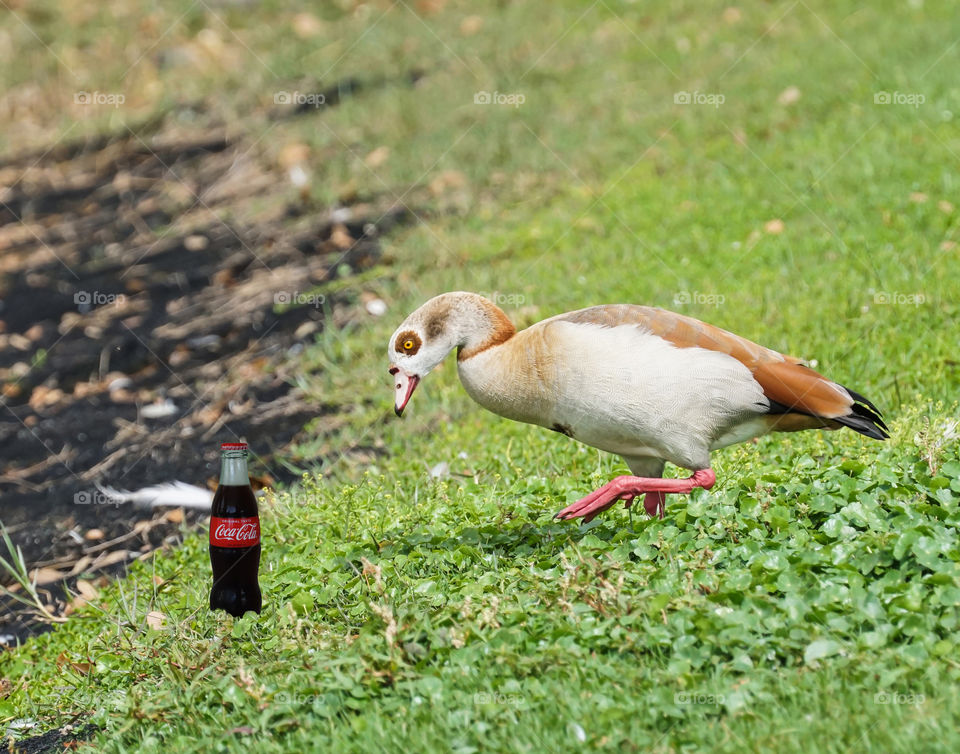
<box><xmin>833</xmin><ymin>413</ymin><xmax>890</xmax><ymax>440</ymax></box>
<box><xmin>845</xmin><ymin>388</ymin><xmax>887</xmax><ymax>424</ymax></box>
<box><xmin>836</xmin><ymin>384</ymin><xmax>890</xmax><ymax>440</ymax></box>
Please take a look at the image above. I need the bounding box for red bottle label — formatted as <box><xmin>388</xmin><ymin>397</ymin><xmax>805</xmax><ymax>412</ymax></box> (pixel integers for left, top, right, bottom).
<box><xmin>210</xmin><ymin>517</ymin><xmax>260</xmax><ymax>547</ymax></box>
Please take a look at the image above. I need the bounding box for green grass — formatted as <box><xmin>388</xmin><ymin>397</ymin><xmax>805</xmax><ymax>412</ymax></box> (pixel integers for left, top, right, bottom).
<box><xmin>3</xmin><ymin>0</ymin><xmax>960</xmax><ymax>751</ymax></box>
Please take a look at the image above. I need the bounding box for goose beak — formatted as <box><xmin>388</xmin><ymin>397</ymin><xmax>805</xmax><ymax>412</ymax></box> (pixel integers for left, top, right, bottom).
<box><xmin>389</xmin><ymin>365</ymin><xmax>420</xmax><ymax>417</ymax></box>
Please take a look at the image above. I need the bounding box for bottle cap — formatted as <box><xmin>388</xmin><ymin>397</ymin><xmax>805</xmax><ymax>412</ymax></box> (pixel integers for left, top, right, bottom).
<box><xmin>221</xmin><ymin>442</ymin><xmax>248</xmax><ymax>450</ymax></box>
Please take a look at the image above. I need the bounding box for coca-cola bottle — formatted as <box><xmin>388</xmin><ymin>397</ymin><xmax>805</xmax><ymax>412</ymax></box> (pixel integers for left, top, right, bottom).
<box><xmin>209</xmin><ymin>442</ymin><xmax>262</xmax><ymax>616</ymax></box>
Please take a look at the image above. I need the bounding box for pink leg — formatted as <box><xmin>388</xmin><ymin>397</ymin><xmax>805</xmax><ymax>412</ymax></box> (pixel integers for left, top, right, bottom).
<box><xmin>555</xmin><ymin>469</ymin><xmax>716</xmax><ymax>523</ymax></box>
<box><xmin>643</xmin><ymin>490</ymin><xmax>667</xmax><ymax>519</ymax></box>
<box><xmin>624</xmin><ymin>491</ymin><xmax>666</xmax><ymax>518</ymax></box>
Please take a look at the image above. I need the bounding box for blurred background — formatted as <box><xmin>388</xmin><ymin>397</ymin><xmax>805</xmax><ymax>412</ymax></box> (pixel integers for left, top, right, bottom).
<box><xmin>1</xmin><ymin>0</ymin><xmax>957</xmax><ymax>642</ymax></box>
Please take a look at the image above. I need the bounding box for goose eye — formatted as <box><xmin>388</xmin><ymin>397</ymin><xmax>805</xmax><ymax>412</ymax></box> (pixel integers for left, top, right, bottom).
<box><xmin>395</xmin><ymin>331</ymin><xmax>421</xmax><ymax>355</ymax></box>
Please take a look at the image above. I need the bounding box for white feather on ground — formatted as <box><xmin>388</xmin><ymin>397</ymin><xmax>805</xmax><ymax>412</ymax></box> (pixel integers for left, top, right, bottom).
<box><xmin>95</xmin><ymin>481</ymin><xmax>213</xmax><ymax>510</ymax></box>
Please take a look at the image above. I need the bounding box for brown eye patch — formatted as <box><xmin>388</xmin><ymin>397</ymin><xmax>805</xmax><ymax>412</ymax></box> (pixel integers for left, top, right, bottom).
<box><xmin>394</xmin><ymin>330</ymin><xmax>422</xmax><ymax>355</ymax></box>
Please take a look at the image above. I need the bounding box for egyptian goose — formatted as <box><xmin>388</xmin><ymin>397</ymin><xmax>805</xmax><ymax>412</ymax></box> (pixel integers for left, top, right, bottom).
<box><xmin>387</xmin><ymin>292</ymin><xmax>887</xmax><ymax>522</ymax></box>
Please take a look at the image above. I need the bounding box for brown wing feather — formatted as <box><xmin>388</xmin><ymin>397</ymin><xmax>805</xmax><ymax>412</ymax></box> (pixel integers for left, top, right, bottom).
<box><xmin>558</xmin><ymin>305</ymin><xmax>853</xmax><ymax>419</ymax></box>
<box><xmin>751</xmin><ymin>361</ymin><xmax>851</xmax><ymax>419</ymax></box>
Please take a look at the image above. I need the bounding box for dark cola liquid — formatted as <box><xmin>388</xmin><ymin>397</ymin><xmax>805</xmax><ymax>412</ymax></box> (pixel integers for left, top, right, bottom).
<box><xmin>209</xmin><ymin>484</ymin><xmax>262</xmax><ymax>616</ymax></box>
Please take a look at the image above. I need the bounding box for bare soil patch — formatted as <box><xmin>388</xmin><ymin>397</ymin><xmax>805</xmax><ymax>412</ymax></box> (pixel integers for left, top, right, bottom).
<box><xmin>0</xmin><ymin>101</ymin><xmax>416</xmax><ymax>646</ymax></box>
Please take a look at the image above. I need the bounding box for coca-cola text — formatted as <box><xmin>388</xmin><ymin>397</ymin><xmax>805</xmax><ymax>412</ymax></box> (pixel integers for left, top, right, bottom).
<box><xmin>210</xmin><ymin>517</ymin><xmax>260</xmax><ymax>547</ymax></box>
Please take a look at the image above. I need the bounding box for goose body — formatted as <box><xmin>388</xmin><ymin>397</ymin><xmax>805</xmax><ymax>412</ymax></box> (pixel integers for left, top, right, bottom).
<box><xmin>388</xmin><ymin>292</ymin><xmax>887</xmax><ymax>521</ymax></box>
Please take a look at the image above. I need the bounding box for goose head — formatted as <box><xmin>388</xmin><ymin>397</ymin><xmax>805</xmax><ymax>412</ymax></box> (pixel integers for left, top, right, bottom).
<box><xmin>387</xmin><ymin>292</ymin><xmax>515</xmax><ymax>416</ymax></box>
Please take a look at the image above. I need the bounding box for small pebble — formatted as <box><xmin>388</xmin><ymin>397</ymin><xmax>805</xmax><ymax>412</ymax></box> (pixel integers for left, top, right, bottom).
<box><xmin>108</xmin><ymin>377</ymin><xmax>133</xmax><ymax>393</ymax></box>
<box><xmin>184</xmin><ymin>235</ymin><xmax>208</xmax><ymax>251</ymax></box>
<box><xmin>365</xmin><ymin>298</ymin><xmax>388</xmax><ymax>317</ymax></box>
